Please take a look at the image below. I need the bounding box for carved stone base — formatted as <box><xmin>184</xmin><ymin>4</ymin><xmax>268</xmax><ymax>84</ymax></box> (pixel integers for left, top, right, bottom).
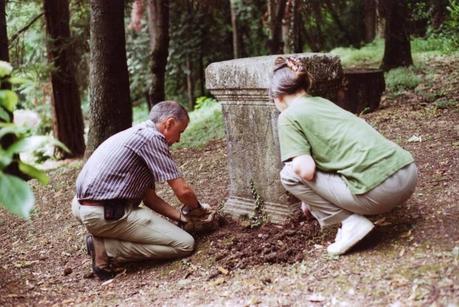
<box><xmin>223</xmin><ymin>196</ymin><xmax>300</xmax><ymax>224</ymax></box>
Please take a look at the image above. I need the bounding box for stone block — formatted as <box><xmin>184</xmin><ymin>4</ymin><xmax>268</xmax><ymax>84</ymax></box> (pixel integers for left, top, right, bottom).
<box><xmin>206</xmin><ymin>53</ymin><xmax>343</xmax><ymax>224</ymax></box>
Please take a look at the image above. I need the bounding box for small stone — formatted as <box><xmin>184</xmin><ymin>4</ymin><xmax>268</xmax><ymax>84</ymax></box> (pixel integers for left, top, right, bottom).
<box><xmin>63</xmin><ymin>267</ymin><xmax>73</xmax><ymax>276</ymax></box>
<box><xmin>83</xmin><ymin>271</ymin><xmax>94</xmax><ymax>279</ymax></box>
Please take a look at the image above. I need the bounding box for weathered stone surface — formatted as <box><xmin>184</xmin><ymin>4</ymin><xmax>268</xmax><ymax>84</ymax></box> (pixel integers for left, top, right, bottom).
<box><xmin>206</xmin><ymin>53</ymin><xmax>343</xmax><ymax>224</ymax></box>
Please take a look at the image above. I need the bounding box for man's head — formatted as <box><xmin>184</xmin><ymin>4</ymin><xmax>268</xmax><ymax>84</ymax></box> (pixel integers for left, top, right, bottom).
<box><xmin>150</xmin><ymin>101</ymin><xmax>189</xmax><ymax>145</ymax></box>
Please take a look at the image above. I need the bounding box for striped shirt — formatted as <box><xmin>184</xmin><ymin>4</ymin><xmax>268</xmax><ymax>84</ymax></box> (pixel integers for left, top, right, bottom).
<box><xmin>76</xmin><ymin>120</ymin><xmax>181</xmax><ymax>201</ymax></box>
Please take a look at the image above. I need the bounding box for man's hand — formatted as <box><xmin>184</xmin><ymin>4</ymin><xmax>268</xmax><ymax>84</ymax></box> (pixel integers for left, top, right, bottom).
<box><xmin>181</xmin><ymin>203</ymin><xmax>211</xmax><ymax>218</ymax></box>
<box><xmin>180</xmin><ymin>203</ymin><xmax>219</xmax><ymax>234</ymax></box>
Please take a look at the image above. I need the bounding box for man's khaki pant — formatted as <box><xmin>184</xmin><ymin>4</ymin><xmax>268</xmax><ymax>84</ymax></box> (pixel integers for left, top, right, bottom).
<box><xmin>280</xmin><ymin>162</ymin><xmax>418</xmax><ymax>227</ymax></box>
<box><xmin>71</xmin><ymin>197</ymin><xmax>195</xmax><ymax>262</ymax></box>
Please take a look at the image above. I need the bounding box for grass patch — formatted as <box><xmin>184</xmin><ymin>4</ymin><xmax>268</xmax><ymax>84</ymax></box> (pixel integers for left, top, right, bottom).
<box><xmin>330</xmin><ymin>39</ymin><xmax>383</xmax><ymax>68</ymax></box>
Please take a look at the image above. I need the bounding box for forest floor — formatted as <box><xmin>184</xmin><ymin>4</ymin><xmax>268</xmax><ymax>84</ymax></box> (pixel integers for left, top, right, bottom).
<box><xmin>1</xmin><ymin>55</ymin><xmax>458</xmax><ymax>306</ymax></box>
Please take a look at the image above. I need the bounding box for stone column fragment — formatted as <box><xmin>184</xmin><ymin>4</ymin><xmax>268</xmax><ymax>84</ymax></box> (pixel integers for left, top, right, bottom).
<box><xmin>206</xmin><ymin>53</ymin><xmax>343</xmax><ymax>224</ymax></box>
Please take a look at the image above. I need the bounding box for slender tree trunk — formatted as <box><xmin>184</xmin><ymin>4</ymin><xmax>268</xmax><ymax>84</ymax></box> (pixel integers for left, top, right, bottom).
<box><xmin>311</xmin><ymin>1</ymin><xmax>325</xmax><ymax>51</ymax></box>
<box><xmin>0</xmin><ymin>0</ymin><xmax>8</xmax><ymax>63</ymax></box>
<box><xmin>363</xmin><ymin>0</ymin><xmax>376</xmax><ymax>43</ymax></box>
<box><xmin>324</xmin><ymin>0</ymin><xmax>355</xmax><ymax>46</ymax></box>
<box><xmin>292</xmin><ymin>0</ymin><xmax>302</xmax><ymax>53</ymax></box>
<box><xmin>147</xmin><ymin>0</ymin><xmax>169</xmax><ymax>108</ymax></box>
<box><xmin>44</xmin><ymin>0</ymin><xmax>85</xmax><ymax>159</ymax></box>
<box><xmin>86</xmin><ymin>0</ymin><xmax>132</xmax><ymax>157</ymax></box>
<box><xmin>268</xmin><ymin>0</ymin><xmax>286</xmax><ymax>54</ymax></box>
<box><xmin>431</xmin><ymin>0</ymin><xmax>448</xmax><ymax>30</ymax></box>
<box><xmin>380</xmin><ymin>0</ymin><xmax>413</xmax><ymax>71</ymax></box>
<box><xmin>185</xmin><ymin>54</ymin><xmax>194</xmax><ymax>109</ymax></box>
<box><xmin>230</xmin><ymin>0</ymin><xmax>240</xmax><ymax>58</ymax></box>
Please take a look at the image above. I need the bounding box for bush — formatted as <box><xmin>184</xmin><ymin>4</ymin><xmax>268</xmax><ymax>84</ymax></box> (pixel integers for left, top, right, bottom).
<box><xmin>0</xmin><ymin>62</ymin><xmax>66</xmax><ymax>219</ymax></box>
<box><xmin>385</xmin><ymin>67</ymin><xmax>422</xmax><ymax>93</ymax></box>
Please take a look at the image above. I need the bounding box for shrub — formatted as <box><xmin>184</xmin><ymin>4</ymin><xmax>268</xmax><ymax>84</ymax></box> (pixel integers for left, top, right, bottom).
<box><xmin>385</xmin><ymin>67</ymin><xmax>422</xmax><ymax>93</ymax></box>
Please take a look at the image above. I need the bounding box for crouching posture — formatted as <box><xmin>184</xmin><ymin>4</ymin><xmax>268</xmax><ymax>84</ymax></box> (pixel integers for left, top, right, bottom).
<box><xmin>72</xmin><ymin>101</ymin><xmax>207</xmax><ymax>280</ymax></box>
<box><xmin>270</xmin><ymin>57</ymin><xmax>418</xmax><ymax>255</ymax></box>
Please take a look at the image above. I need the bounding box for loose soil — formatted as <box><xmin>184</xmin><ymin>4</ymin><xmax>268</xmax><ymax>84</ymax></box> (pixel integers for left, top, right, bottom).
<box><xmin>0</xmin><ymin>55</ymin><xmax>458</xmax><ymax>306</ymax></box>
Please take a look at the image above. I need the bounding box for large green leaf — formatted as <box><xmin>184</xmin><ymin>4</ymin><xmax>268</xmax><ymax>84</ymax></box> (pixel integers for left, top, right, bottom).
<box><xmin>0</xmin><ymin>172</ymin><xmax>34</xmax><ymax>219</ymax></box>
<box><xmin>0</xmin><ymin>90</ymin><xmax>18</xmax><ymax>112</ymax></box>
<box><xmin>6</xmin><ymin>135</ymin><xmax>49</xmax><ymax>155</ymax></box>
<box><xmin>0</xmin><ymin>147</ymin><xmax>13</xmax><ymax>170</ymax></box>
<box><xmin>18</xmin><ymin>161</ymin><xmax>49</xmax><ymax>184</ymax></box>
<box><xmin>0</xmin><ymin>61</ymin><xmax>12</xmax><ymax>78</ymax></box>
<box><xmin>0</xmin><ymin>106</ymin><xmax>10</xmax><ymax>122</ymax></box>
<box><xmin>0</xmin><ymin>124</ymin><xmax>27</xmax><ymax>139</ymax></box>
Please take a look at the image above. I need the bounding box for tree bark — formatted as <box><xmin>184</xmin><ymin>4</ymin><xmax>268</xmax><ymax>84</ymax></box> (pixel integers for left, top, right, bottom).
<box><xmin>380</xmin><ymin>0</ymin><xmax>413</xmax><ymax>71</ymax></box>
<box><xmin>363</xmin><ymin>0</ymin><xmax>376</xmax><ymax>43</ymax></box>
<box><xmin>44</xmin><ymin>0</ymin><xmax>85</xmax><ymax>158</ymax></box>
<box><xmin>146</xmin><ymin>0</ymin><xmax>169</xmax><ymax>108</ymax></box>
<box><xmin>230</xmin><ymin>0</ymin><xmax>241</xmax><ymax>58</ymax></box>
<box><xmin>86</xmin><ymin>0</ymin><xmax>132</xmax><ymax>158</ymax></box>
<box><xmin>185</xmin><ymin>54</ymin><xmax>194</xmax><ymax>109</ymax></box>
<box><xmin>324</xmin><ymin>0</ymin><xmax>356</xmax><ymax>46</ymax></box>
<box><xmin>0</xmin><ymin>0</ymin><xmax>8</xmax><ymax>63</ymax></box>
<box><xmin>431</xmin><ymin>0</ymin><xmax>448</xmax><ymax>30</ymax></box>
<box><xmin>268</xmin><ymin>0</ymin><xmax>286</xmax><ymax>54</ymax></box>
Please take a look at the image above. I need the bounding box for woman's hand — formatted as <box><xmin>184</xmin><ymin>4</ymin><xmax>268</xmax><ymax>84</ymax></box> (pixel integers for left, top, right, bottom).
<box><xmin>292</xmin><ymin>154</ymin><xmax>316</xmax><ymax>181</ymax></box>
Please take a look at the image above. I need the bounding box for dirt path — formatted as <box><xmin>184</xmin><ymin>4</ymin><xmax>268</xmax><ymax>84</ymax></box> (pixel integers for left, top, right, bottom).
<box><xmin>0</xmin><ymin>57</ymin><xmax>458</xmax><ymax>306</ymax></box>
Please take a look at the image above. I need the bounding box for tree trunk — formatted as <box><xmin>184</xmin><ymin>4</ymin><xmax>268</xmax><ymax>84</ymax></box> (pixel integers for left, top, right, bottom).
<box><xmin>268</xmin><ymin>0</ymin><xmax>286</xmax><ymax>54</ymax></box>
<box><xmin>146</xmin><ymin>0</ymin><xmax>169</xmax><ymax>109</ymax></box>
<box><xmin>324</xmin><ymin>0</ymin><xmax>356</xmax><ymax>46</ymax></box>
<box><xmin>363</xmin><ymin>0</ymin><xmax>376</xmax><ymax>43</ymax></box>
<box><xmin>292</xmin><ymin>1</ymin><xmax>303</xmax><ymax>53</ymax></box>
<box><xmin>86</xmin><ymin>0</ymin><xmax>132</xmax><ymax>158</ymax></box>
<box><xmin>185</xmin><ymin>54</ymin><xmax>194</xmax><ymax>109</ymax></box>
<box><xmin>431</xmin><ymin>0</ymin><xmax>448</xmax><ymax>30</ymax></box>
<box><xmin>44</xmin><ymin>0</ymin><xmax>85</xmax><ymax>159</ymax></box>
<box><xmin>230</xmin><ymin>0</ymin><xmax>241</xmax><ymax>58</ymax></box>
<box><xmin>380</xmin><ymin>0</ymin><xmax>413</xmax><ymax>71</ymax></box>
<box><xmin>0</xmin><ymin>0</ymin><xmax>8</xmax><ymax>63</ymax></box>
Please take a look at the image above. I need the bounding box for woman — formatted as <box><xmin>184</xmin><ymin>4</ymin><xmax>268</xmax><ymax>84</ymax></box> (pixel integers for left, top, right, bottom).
<box><xmin>271</xmin><ymin>56</ymin><xmax>417</xmax><ymax>255</ymax></box>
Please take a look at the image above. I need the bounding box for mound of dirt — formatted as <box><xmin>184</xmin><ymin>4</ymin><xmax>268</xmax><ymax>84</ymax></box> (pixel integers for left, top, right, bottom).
<box><xmin>206</xmin><ymin>213</ymin><xmax>323</xmax><ymax>270</ymax></box>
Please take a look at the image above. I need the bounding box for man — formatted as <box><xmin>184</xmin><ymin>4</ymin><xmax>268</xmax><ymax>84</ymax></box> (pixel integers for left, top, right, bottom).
<box><xmin>72</xmin><ymin>101</ymin><xmax>206</xmax><ymax>280</ymax></box>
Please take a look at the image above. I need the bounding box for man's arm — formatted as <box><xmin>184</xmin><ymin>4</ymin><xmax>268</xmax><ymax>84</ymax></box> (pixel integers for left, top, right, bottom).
<box><xmin>292</xmin><ymin>154</ymin><xmax>316</xmax><ymax>181</ymax></box>
<box><xmin>167</xmin><ymin>177</ymin><xmax>201</xmax><ymax>210</ymax></box>
<box><xmin>143</xmin><ymin>188</ymin><xmax>184</xmax><ymax>222</ymax></box>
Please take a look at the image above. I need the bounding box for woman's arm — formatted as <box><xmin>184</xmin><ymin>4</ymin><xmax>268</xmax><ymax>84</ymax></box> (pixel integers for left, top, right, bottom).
<box><xmin>292</xmin><ymin>154</ymin><xmax>316</xmax><ymax>181</ymax></box>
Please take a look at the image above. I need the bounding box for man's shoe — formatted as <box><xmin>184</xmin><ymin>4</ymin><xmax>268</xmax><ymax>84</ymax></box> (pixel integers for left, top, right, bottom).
<box><xmin>85</xmin><ymin>234</ymin><xmax>116</xmax><ymax>281</ymax></box>
<box><xmin>327</xmin><ymin>214</ymin><xmax>374</xmax><ymax>256</ymax></box>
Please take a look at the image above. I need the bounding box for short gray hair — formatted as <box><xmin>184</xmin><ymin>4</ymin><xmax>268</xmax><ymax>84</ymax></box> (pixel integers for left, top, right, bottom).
<box><xmin>149</xmin><ymin>101</ymin><xmax>189</xmax><ymax>124</ymax></box>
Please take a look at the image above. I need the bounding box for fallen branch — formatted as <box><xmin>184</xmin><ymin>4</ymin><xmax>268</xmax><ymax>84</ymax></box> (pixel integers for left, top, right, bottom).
<box><xmin>9</xmin><ymin>12</ymin><xmax>44</xmax><ymax>43</ymax></box>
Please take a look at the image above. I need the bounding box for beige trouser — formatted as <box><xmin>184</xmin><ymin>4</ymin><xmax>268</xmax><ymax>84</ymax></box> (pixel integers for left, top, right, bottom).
<box><xmin>280</xmin><ymin>162</ymin><xmax>418</xmax><ymax>227</ymax></box>
<box><xmin>71</xmin><ymin>197</ymin><xmax>195</xmax><ymax>263</ymax></box>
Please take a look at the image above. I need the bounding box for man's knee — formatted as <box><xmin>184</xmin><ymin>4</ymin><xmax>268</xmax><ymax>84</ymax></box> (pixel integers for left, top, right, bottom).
<box><xmin>175</xmin><ymin>232</ymin><xmax>195</xmax><ymax>256</ymax></box>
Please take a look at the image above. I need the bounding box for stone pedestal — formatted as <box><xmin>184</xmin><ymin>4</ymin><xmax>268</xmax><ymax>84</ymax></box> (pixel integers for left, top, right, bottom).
<box><xmin>205</xmin><ymin>53</ymin><xmax>343</xmax><ymax>224</ymax></box>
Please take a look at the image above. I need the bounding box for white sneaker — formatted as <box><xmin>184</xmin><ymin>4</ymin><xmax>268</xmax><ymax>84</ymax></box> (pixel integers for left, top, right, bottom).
<box><xmin>327</xmin><ymin>214</ymin><xmax>375</xmax><ymax>255</ymax></box>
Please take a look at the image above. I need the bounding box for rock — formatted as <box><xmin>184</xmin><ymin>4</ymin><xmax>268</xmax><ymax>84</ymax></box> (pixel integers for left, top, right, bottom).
<box><xmin>63</xmin><ymin>267</ymin><xmax>73</xmax><ymax>276</ymax></box>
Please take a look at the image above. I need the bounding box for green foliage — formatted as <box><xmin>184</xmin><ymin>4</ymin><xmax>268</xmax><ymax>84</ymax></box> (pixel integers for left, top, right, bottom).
<box><xmin>173</xmin><ymin>97</ymin><xmax>224</xmax><ymax>149</ymax></box>
<box><xmin>434</xmin><ymin>98</ymin><xmax>457</xmax><ymax>109</ymax></box>
<box><xmin>0</xmin><ymin>62</ymin><xmax>67</xmax><ymax>219</ymax></box>
<box><xmin>385</xmin><ymin>67</ymin><xmax>421</xmax><ymax>93</ymax></box>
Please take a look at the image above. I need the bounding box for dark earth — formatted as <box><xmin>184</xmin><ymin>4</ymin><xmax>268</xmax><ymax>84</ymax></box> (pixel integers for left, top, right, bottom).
<box><xmin>0</xmin><ymin>56</ymin><xmax>458</xmax><ymax>306</ymax></box>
